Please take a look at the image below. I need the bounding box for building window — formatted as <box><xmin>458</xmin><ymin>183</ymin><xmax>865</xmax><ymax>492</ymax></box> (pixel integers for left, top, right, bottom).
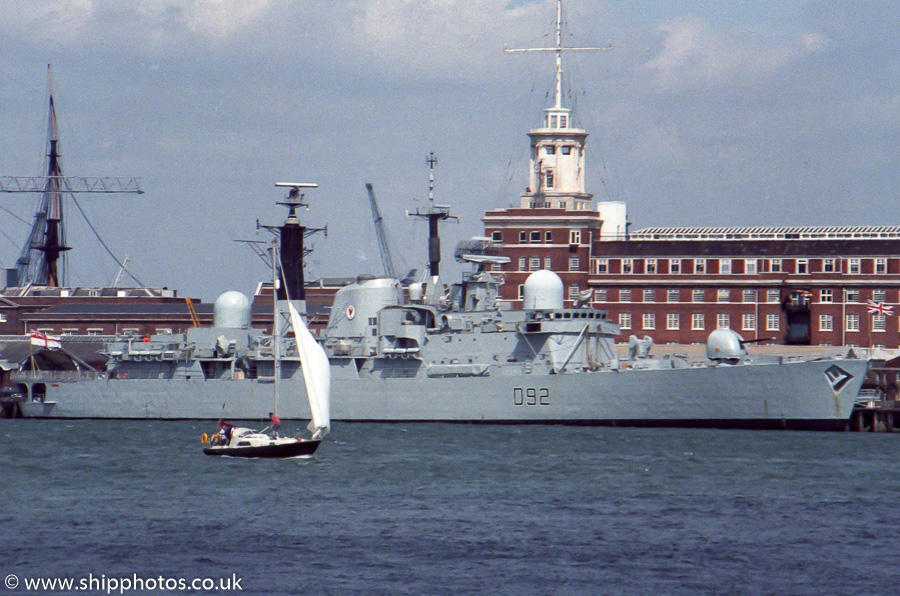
<box><xmin>717</xmin><ymin>289</ymin><xmax>730</xmax><ymax>303</ymax></box>
<box><xmin>61</xmin><ymin>328</ymin><xmax>78</xmax><ymax>335</ymax></box>
<box><xmin>670</xmin><ymin>259</ymin><xmax>681</xmax><ymax>274</ymax></box>
<box><xmin>530</xmin><ymin>257</ymin><xmax>541</xmax><ymax>271</ymax></box>
<box><xmin>876</xmin><ymin>258</ymin><xmax>887</xmax><ymax>274</ymax></box>
<box><xmin>692</xmin><ymin>313</ymin><xmax>705</xmax><ymax>331</ymax></box>
<box><xmin>559</xmin><ymin>115</ymin><xmax>567</xmax><ymax>128</ymax></box>
<box><xmin>620</xmin><ymin>289</ymin><xmax>631</xmax><ymax>302</ymax></box>
<box><xmin>692</xmin><ymin>289</ymin><xmax>704</xmax><ymax>303</ymax></box>
<box><xmin>742</xmin><ymin>289</ymin><xmax>756</xmax><ymax>303</ymax></box>
<box><xmin>846</xmin><ymin>289</ymin><xmax>860</xmax><ymax>302</ymax></box>
<box><xmin>769</xmin><ymin>259</ymin><xmax>782</xmax><ymax>273</ymax></box>
<box><xmin>491</xmin><ymin>230</ymin><xmax>502</xmax><ymax>242</ymax></box>
<box><xmin>873</xmin><ymin>289</ymin><xmax>887</xmax><ymax>302</ymax></box>
<box><xmin>86</xmin><ymin>328</ymin><xmax>103</xmax><ymax>336</ymax></box>
<box><xmin>873</xmin><ymin>314</ymin><xmax>887</xmax><ymax>332</ymax></box>
<box><xmin>796</xmin><ymin>259</ymin><xmax>809</xmax><ymax>274</ymax></box>
<box><xmin>622</xmin><ymin>259</ymin><xmax>633</xmax><ymax>274</ymax></box>
<box><xmin>720</xmin><ymin>259</ymin><xmax>732</xmax><ymax>275</ymax></box>
<box><xmin>569</xmin><ymin>230</ymin><xmax>581</xmax><ymax>245</ymax></box>
<box><xmin>544</xmin><ymin>256</ymin><xmax>552</xmax><ymax>270</ymax></box>
<box><xmin>820</xmin><ymin>289</ymin><xmax>833</xmax><ymax>303</ymax></box>
<box><xmin>646</xmin><ymin>259</ymin><xmax>657</xmax><ymax>274</ymax></box>
<box><xmin>695</xmin><ymin>259</ymin><xmax>706</xmax><ymax>274</ymax></box>
<box><xmin>0</xmin><ymin>313</ymin><xmax>6</xmax><ymax>323</ymax></box>
<box><xmin>717</xmin><ymin>314</ymin><xmax>730</xmax><ymax>329</ymax></box>
<box><xmin>823</xmin><ymin>258</ymin><xmax>837</xmax><ymax>273</ymax></box>
<box><xmin>568</xmin><ymin>285</ymin><xmax>580</xmax><ymax>300</ymax></box>
<box><xmin>619</xmin><ymin>312</ymin><xmax>632</xmax><ymax>329</ymax></box>
<box><xmin>766</xmin><ymin>314</ymin><xmax>780</xmax><ymax>331</ymax></box>
<box><xmin>742</xmin><ymin>314</ymin><xmax>756</xmax><ymax>331</ymax></box>
<box><xmin>530</xmin><ymin>231</ymin><xmax>541</xmax><ymax>243</ymax></box>
<box><xmin>519</xmin><ymin>231</ymin><xmax>527</xmax><ymax>243</ymax></box>
<box><xmin>518</xmin><ymin>284</ymin><xmax>525</xmax><ymax>300</ymax></box>
<box><xmin>667</xmin><ymin>289</ymin><xmax>679</xmax><ymax>302</ymax></box>
<box><xmin>643</xmin><ymin>289</ymin><xmax>655</xmax><ymax>302</ymax></box>
<box><xmin>594</xmin><ymin>259</ymin><xmax>608</xmax><ymax>274</ymax></box>
<box><xmin>595</xmin><ymin>289</ymin><xmax>607</xmax><ymax>302</ymax></box>
<box><xmin>518</xmin><ymin>257</ymin><xmax>526</xmax><ymax>271</ymax></box>
<box><xmin>569</xmin><ymin>257</ymin><xmax>580</xmax><ymax>271</ymax></box>
<box><xmin>767</xmin><ymin>289</ymin><xmax>780</xmax><ymax>303</ymax></box>
<box><xmin>745</xmin><ymin>259</ymin><xmax>758</xmax><ymax>275</ymax></box>
<box><xmin>544</xmin><ymin>169</ymin><xmax>555</xmax><ymax>189</ymax></box>
<box><xmin>562</xmin><ymin>146</ymin><xmax>572</xmax><ymax>154</ymax></box>
<box><xmin>667</xmin><ymin>313</ymin><xmax>680</xmax><ymax>330</ymax></box>
<box><xmin>545</xmin><ymin>145</ymin><xmax>556</xmax><ymax>155</ymax></box>
<box><xmin>849</xmin><ymin>258</ymin><xmax>861</xmax><ymax>274</ymax></box>
<box><xmin>846</xmin><ymin>313</ymin><xmax>860</xmax><ymax>332</ymax></box>
<box><xmin>545</xmin><ymin>231</ymin><xmax>553</xmax><ymax>243</ymax></box>
<box><xmin>643</xmin><ymin>313</ymin><xmax>656</xmax><ymax>330</ymax></box>
<box><xmin>819</xmin><ymin>314</ymin><xmax>833</xmax><ymax>332</ymax></box>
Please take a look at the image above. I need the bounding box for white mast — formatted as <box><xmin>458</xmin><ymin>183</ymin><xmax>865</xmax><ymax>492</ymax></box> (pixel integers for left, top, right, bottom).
<box><xmin>271</xmin><ymin>240</ymin><xmax>280</xmax><ymax>416</ymax></box>
<box><xmin>504</xmin><ymin>0</ymin><xmax>610</xmax><ymax>112</ymax></box>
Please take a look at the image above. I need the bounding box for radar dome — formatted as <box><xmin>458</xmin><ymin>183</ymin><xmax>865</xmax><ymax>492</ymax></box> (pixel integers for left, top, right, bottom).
<box><xmin>706</xmin><ymin>328</ymin><xmax>747</xmax><ymax>361</ymax></box>
<box><xmin>523</xmin><ymin>270</ymin><xmax>564</xmax><ymax>310</ymax></box>
<box><xmin>213</xmin><ymin>291</ymin><xmax>251</xmax><ymax>329</ymax></box>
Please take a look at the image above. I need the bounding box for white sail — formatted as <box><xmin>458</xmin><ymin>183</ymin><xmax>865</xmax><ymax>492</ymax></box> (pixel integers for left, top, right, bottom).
<box><xmin>288</xmin><ymin>302</ymin><xmax>331</xmax><ymax>439</ymax></box>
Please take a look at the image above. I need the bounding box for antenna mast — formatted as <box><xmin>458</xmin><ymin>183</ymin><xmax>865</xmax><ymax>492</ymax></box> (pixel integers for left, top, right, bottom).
<box><xmin>408</xmin><ymin>152</ymin><xmax>457</xmax><ymax>278</ymax></box>
<box><xmin>504</xmin><ymin>0</ymin><xmax>611</xmax><ymax>110</ymax></box>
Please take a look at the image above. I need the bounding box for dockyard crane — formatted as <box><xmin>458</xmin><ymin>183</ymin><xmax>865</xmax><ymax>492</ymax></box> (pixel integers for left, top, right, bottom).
<box><xmin>365</xmin><ymin>183</ymin><xmax>397</xmax><ymax>279</ymax></box>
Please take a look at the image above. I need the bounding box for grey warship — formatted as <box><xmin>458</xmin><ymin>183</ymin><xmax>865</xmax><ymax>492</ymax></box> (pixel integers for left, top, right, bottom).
<box><xmin>10</xmin><ymin>2</ymin><xmax>869</xmax><ymax>427</ymax></box>
<box><xmin>13</xmin><ymin>179</ymin><xmax>867</xmax><ymax>428</ymax></box>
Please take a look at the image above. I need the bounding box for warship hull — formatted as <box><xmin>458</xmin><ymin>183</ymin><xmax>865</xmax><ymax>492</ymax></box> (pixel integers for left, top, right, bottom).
<box><xmin>17</xmin><ymin>357</ymin><xmax>866</xmax><ymax>429</ymax></box>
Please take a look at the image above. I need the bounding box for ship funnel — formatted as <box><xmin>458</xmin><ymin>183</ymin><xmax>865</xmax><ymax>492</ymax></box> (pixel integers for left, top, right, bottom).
<box><xmin>523</xmin><ymin>270</ymin><xmax>564</xmax><ymax>310</ymax></box>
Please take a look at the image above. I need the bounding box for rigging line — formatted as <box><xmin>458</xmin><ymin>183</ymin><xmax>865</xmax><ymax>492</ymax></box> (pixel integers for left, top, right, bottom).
<box><xmin>0</xmin><ymin>226</ymin><xmax>21</xmax><ymax>251</ymax></box>
<box><xmin>0</xmin><ymin>204</ymin><xmax>31</xmax><ymax>226</ymax></box>
<box><xmin>494</xmin><ymin>52</ymin><xmax>551</xmax><ymax>209</ymax></box>
<box><xmin>68</xmin><ymin>192</ymin><xmax>146</xmax><ymax>287</ymax></box>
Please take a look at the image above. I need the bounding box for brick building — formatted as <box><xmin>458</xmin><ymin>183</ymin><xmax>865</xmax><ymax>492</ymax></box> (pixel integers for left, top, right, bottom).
<box><xmin>483</xmin><ymin>60</ymin><xmax>900</xmax><ymax>349</ymax></box>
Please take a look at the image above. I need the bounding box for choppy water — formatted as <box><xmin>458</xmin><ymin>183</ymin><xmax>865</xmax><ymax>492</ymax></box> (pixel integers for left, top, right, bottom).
<box><xmin>2</xmin><ymin>421</ymin><xmax>900</xmax><ymax>595</ymax></box>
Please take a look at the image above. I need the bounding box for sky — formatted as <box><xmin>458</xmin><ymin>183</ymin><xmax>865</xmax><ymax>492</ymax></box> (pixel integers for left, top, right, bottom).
<box><xmin>0</xmin><ymin>0</ymin><xmax>898</xmax><ymax>301</ymax></box>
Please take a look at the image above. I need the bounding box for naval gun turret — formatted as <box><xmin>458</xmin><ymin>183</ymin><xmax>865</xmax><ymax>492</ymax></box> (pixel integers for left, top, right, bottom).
<box><xmin>706</xmin><ymin>328</ymin><xmax>749</xmax><ymax>363</ymax></box>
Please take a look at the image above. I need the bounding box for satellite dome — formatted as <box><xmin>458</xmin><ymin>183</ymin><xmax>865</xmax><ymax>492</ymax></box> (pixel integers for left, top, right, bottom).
<box><xmin>523</xmin><ymin>270</ymin><xmax>564</xmax><ymax>310</ymax></box>
<box><xmin>213</xmin><ymin>291</ymin><xmax>251</xmax><ymax>329</ymax></box>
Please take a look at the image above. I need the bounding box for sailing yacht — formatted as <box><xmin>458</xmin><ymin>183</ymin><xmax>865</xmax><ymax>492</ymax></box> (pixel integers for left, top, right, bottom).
<box><xmin>202</xmin><ymin>240</ymin><xmax>330</xmax><ymax>458</ymax></box>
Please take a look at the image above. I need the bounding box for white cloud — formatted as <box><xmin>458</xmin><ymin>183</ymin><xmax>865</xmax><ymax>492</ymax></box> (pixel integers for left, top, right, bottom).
<box><xmin>339</xmin><ymin>0</ymin><xmax>552</xmax><ymax>79</ymax></box>
<box><xmin>10</xmin><ymin>0</ymin><xmax>274</xmax><ymax>48</ymax></box>
<box><xmin>643</xmin><ymin>16</ymin><xmax>828</xmax><ymax>89</ymax></box>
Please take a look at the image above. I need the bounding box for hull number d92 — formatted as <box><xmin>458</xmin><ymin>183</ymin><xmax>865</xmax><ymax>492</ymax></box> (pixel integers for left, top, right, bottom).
<box><xmin>514</xmin><ymin>387</ymin><xmax>550</xmax><ymax>406</ymax></box>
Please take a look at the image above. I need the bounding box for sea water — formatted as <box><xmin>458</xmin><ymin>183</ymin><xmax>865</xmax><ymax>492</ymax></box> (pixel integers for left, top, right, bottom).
<box><xmin>1</xmin><ymin>420</ymin><xmax>899</xmax><ymax>595</ymax></box>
